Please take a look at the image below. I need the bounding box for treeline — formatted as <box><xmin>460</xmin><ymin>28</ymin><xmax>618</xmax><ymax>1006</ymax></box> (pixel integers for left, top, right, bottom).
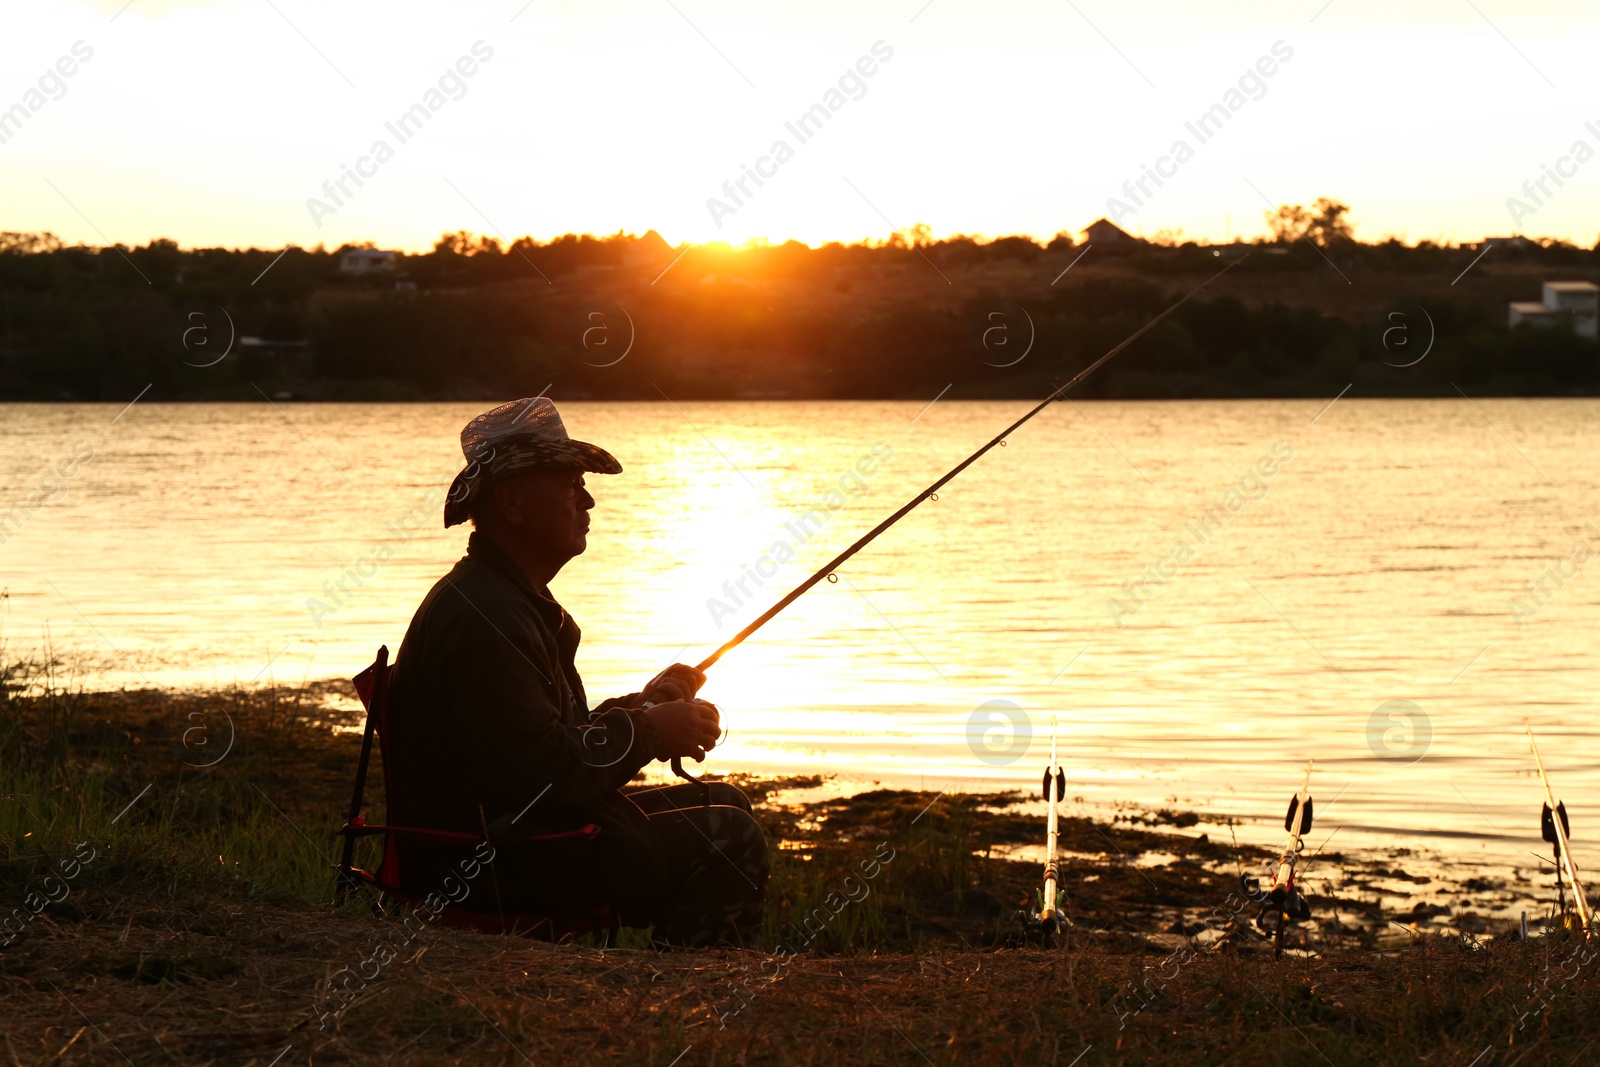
<box><xmin>0</xmin><ymin>229</ymin><xmax>1596</xmax><ymax>401</ymax></box>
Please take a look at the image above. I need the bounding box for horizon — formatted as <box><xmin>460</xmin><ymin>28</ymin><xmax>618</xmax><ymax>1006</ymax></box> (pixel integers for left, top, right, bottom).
<box><xmin>8</xmin><ymin>218</ymin><xmax>1594</xmax><ymax>257</ymax></box>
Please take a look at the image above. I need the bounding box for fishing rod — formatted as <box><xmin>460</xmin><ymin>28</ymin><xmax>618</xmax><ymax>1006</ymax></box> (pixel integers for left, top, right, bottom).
<box><xmin>669</xmin><ymin>253</ymin><xmax>1251</xmax><ymax>787</ymax></box>
<box><xmin>1040</xmin><ymin>722</ymin><xmax>1067</xmax><ymax>937</ymax></box>
<box><xmin>1527</xmin><ymin>720</ymin><xmax>1592</xmax><ymax>937</ymax></box>
<box><xmin>1242</xmin><ymin>759</ymin><xmax>1314</xmax><ymax>958</ymax></box>
<box><xmin>1020</xmin><ymin>718</ymin><xmax>1069</xmax><ymax>945</ymax></box>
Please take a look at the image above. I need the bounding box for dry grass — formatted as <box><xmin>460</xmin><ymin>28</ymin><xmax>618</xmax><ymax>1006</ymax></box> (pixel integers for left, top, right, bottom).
<box><xmin>6</xmin><ymin>899</ymin><xmax>1599</xmax><ymax>1066</ymax></box>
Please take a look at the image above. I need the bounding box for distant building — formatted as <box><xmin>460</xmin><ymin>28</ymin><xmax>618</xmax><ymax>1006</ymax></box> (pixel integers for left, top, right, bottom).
<box><xmin>1081</xmin><ymin>218</ymin><xmax>1145</xmax><ymax>248</ymax></box>
<box><xmin>1509</xmin><ymin>301</ymin><xmax>1562</xmax><ymax>329</ymax></box>
<box><xmin>1478</xmin><ymin>235</ymin><xmax>1540</xmax><ymax>251</ymax></box>
<box><xmin>1509</xmin><ymin>281</ymin><xmax>1599</xmax><ymax>340</ymax></box>
<box><xmin>625</xmin><ymin>229</ymin><xmax>674</xmax><ymax>269</ymax></box>
<box><xmin>339</xmin><ymin>249</ymin><xmax>398</xmax><ymax>275</ymax></box>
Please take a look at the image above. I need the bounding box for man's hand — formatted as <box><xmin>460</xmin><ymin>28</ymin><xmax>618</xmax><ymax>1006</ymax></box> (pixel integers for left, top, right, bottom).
<box><xmin>644</xmin><ymin>699</ymin><xmax>720</xmax><ymax>762</ymax></box>
<box><xmin>640</xmin><ymin>663</ymin><xmax>706</xmax><ymax>704</ymax></box>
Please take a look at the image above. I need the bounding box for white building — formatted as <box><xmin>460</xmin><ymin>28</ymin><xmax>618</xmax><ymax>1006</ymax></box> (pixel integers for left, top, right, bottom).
<box><xmin>1509</xmin><ymin>281</ymin><xmax>1598</xmax><ymax>340</ymax></box>
<box><xmin>338</xmin><ymin>249</ymin><xmax>398</xmax><ymax>275</ymax></box>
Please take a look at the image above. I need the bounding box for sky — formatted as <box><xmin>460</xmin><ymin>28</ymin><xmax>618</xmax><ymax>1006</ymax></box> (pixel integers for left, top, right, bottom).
<box><xmin>0</xmin><ymin>0</ymin><xmax>1596</xmax><ymax>252</ymax></box>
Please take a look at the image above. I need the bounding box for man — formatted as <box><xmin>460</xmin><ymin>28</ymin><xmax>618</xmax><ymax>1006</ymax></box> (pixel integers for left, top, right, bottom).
<box><xmin>384</xmin><ymin>397</ymin><xmax>768</xmax><ymax>945</ymax></box>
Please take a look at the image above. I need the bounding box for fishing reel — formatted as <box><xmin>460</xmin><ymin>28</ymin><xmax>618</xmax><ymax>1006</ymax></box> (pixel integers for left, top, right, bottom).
<box><xmin>1016</xmin><ymin>888</ymin><xmax>1070</xmax><ymax>946</ymax></box>
<box><xmin>1240</xmin><ymin>877</ymin><xmax>1313</xmax><ymax>926</ymax></box>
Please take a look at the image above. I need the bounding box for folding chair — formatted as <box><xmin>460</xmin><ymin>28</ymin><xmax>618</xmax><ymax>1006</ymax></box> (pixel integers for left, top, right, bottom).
<box><xmin>334</xmin><ymin>645</ymin><xmax>619</xmax><ymax>943</ymax></box>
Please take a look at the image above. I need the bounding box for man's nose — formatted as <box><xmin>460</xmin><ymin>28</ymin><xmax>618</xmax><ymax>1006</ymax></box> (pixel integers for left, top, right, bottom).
<box><xmin>579</xmin><ymin>487</ymin><xmax>595</xmax><ymax>510</ymax></box>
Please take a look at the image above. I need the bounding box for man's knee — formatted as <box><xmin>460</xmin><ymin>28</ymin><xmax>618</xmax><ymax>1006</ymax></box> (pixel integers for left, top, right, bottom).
<box><xmin>705</xmin><ymin>783</ymin><xmax>754</xmax><ymax>813</ymax></box>
<box><xmin>693</xmin><ymin>806</ymin><xmax>769</xmax><ymax>888</ymax></box>
<box><xmin>726</xmin><ymin>808</ymin><xmax>767</xmax><ymax>866</ymax></box>
<box><xmin>651</xmin><ymin>805</ymin><xmax>769</xmax><ymax>946</ymax></box>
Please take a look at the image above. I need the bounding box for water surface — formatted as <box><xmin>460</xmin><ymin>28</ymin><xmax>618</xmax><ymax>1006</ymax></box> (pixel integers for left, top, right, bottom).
<box><xmin>4</xmin><ymin>398</ymin><xmax>1598</xmax><ymax>902</ymax></box>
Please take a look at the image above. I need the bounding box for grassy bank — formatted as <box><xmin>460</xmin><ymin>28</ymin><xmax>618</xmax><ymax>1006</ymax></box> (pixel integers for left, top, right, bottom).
<box><xmin>2</xmin><ymin>672</ymin><xmax>1597</xmax><ymax>1065</ymax></box>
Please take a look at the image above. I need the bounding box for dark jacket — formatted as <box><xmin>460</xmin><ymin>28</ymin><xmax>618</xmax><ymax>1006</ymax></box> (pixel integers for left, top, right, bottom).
<box><xmin>385</xmin><ymin>532</ymin><xmax>663</xmax><ymax>915</ymax></box>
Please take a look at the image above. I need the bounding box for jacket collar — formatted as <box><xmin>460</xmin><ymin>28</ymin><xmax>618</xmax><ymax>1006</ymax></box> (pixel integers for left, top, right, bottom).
<box><xmin>466</xmin><ymin>531</ymin><xmax>565</xmax><ymax>626</ymax></box>
<box><xmin>465</xmin><ymin>531</ymin><xmax>586</xmax><ymax>715</ymax></box>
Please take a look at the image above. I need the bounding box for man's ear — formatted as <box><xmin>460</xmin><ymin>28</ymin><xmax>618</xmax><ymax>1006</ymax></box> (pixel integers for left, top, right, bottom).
<box><xmin>488</xmin><ymin>478</ymin><xmax>523</xmax><ymax>527</ymax></box>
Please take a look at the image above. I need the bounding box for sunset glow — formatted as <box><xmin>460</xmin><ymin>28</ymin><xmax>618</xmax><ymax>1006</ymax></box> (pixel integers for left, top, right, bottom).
<box><xmin>2</xmin><ymin>1</ymin><xmax>1595</xmax><ymax>252</ymax></box>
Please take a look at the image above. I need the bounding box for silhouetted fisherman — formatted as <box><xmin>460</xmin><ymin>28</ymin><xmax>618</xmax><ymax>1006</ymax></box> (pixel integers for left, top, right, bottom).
<box><xmin>385</xmin><ymin>397</ymin><xmax>767</xmax><ymax>945</ymax></box>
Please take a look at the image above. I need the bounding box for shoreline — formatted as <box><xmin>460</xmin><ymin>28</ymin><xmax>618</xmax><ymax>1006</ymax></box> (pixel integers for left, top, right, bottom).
<box><xmin>5</xmin><ymin>678</ymin><xmax>1596</xmax><ymax>1063</ymax></box>
<box><xmin>0</xmin><ymin>677</ymin><xmax>1559</xmax><ymax>944</ymax></box>
<box><xmin>4</xmin><ymin>674</ymin><xmax>1564</xmax><ymax>878</ymax></box>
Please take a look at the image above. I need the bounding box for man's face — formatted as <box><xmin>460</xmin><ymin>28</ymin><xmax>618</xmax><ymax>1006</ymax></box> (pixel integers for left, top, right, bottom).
<box><xmin>492</xmin><ymin>466</ymin><xmax>595</xmax><ymax>565</ymax></box>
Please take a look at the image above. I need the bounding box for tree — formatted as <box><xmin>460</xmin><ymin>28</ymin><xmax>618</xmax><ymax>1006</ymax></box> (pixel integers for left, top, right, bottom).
<box><xmin>986</xmin><ymin>235</ymin><xmax>1042</xmax><ymax>261</ymax></box>
<box><xmin>0</xmin><ymin>232</ymin><xmax>62</xmax><ymax>254</ymax></box>
<box><xmin>433</xmin><ymin>231</ymin><xmax>504</xmax><ymax>257</ymax></box>
<box><xmin>1308</xmin><ymin>198</ymin><xmax>1355</xmax><ymax>245</ymax></box>
<box><xmin>433</xmin><ymin>230</ymin><xmax>475</xmax><ymax>256</ymax></box>
<box><xmin>1266</xmin><ymin>198</ymin><xmax>1354</xmax><ymax>246</ymax></box>
<box><xmin>884</xmin><ymin>222</ymin><xmax>933</xmax><ymax>249</ymax></box>
<box><xmin>1266</xmin><ymin>203</ymin><xmax>1311</xmax><ymax>243</ymax></box>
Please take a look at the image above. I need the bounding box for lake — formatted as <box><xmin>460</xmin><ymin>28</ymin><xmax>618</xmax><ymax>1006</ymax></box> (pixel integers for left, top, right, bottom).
<box><xmin>4</xmin><ymin>398</ymin><xmax>1598</xmax><ymax>902</ymax></box>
